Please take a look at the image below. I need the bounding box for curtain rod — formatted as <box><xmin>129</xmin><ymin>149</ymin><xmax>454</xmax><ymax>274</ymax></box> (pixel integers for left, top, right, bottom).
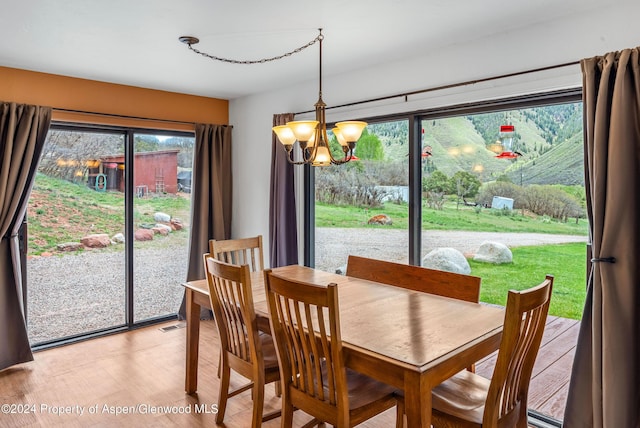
<box><xmin>53</xmin><ymin>107</ymin><xmax>197</xmax><ymax>126</ymax></box>
<box><xmin>295</xmin><ymin>59</ymin><xmax>581</xmax><ymax>115</ymax></box>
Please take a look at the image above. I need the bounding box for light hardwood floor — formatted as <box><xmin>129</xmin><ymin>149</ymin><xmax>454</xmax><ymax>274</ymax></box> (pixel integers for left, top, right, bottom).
<box><xmin>0</xmin><ymin>320</ymin><xmax>395</xmax><ymax>427</ymax></box>
<box><xmin>1</xmin><ymin>316</ymin><xmax>577</xmax><ymax>427</ymax></box>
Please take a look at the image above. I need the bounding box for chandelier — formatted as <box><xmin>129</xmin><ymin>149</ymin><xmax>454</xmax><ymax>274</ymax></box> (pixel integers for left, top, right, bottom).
<box><xmin>272</xmin><ymin>30</ymin><xmax>367</xmax><ymax>166</ymax></box>
<box><xmin>178</xmin><ymin>29</ymin><xmax>366</xmax><ymax>167</ymax></box>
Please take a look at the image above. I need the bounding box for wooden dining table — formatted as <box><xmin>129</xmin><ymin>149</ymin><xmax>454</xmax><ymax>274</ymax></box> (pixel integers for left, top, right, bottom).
<box><xmin>182</xmin><ymin>264</ymin><xmax>505</xmax><ymax>428</ymax></box>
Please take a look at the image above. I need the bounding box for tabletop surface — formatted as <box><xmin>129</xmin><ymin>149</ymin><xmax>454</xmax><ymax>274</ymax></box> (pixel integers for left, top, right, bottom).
<box><xmin>185</xmin><ymin>264</ymin><xmax>505</xmax><ymax>370</ymax></box>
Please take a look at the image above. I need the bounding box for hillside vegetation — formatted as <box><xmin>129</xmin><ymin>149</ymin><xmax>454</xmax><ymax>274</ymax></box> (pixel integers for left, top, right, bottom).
<box><xmin>367</xmin><ymin>102</ymin><xmax>584</xmax><ymax>186</ymax></box>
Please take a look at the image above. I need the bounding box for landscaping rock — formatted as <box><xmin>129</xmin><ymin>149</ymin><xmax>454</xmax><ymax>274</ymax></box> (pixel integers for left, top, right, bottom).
<box><xmin>80</xmin><ymin>234</ymin><xmax>111</xmax><ymax>248</ymax></box>
<box><xmin>57</xmin><ymin>242</ymin><xmax>84</xmax><ymax>252</ymax></box>
<box><xmin>368</xmin><ymin>214</ymin><xmax>392</xmax><ymax>225</ymax></box>
<box><xmin>152</xmin><ymin>226</ymin><xmax>170</xmax><ymax>236</ymax></box>
<box><xmin>335</xmin><ymin>265</ymin><xmax>347</xmax><ymax>275</ymax></box>
<box><xmin>422</xmin><ymin>247</ymin><xmax>471</xmax><ymax>274</ymax></box>
<box><xmin>154</xmin><ymin>212</ymin><xmax>171</xmax><ymax>222</ymax></box>
<box><xmin>111</xmin><ymin>233</ymin><xmax>125</xmax><ymax>244</ymax></box>
<box><xmin>473</xmin><ymin>241</ymin><xmax>513</xmax><ymax>264</ymax></box>
<box><xmin>134</xmin><ymin>229</ymin><xmax>154</xmax><ymax>241</ymax></box>
<box><xmin>170</xmin><ymin>218</ymin><xmax>184</xmax><ymax>231</ymax></box>
<box><xmin>155</xmin><ymin>223</ymin><xmax>172</xmax><ymax>234</ymax></box>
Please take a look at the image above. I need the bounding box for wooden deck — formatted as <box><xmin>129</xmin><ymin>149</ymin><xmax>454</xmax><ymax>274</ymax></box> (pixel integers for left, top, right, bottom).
<box><xmin>0</xmin><ymin>316</ymin><xmax>579</xmax><ymax>426</ymax></box>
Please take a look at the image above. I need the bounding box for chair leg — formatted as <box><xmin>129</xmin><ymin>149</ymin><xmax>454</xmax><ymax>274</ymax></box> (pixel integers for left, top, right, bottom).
<box><xmin>281</xmin><ymin>396</ymin><xmax>295</xmax><ymax>428</ymax></box>
<box><xmin>251</xmin><ymin>381</ymin><xmax>265</xmax><ymax>428</ymax></box>
<box><xmin>395</xmin><ymin>399</ymin><xmax>405</xmax><ymax>428</ymax></box>
<box><xmin>216</xmin><ymin>364</ymin><xmax>231</xmax><ymax>424</ymax></box>
<box><xmin>275</xmin><ymin>380</ymin><xmax>282</xmax><ymax>397</ymax></box>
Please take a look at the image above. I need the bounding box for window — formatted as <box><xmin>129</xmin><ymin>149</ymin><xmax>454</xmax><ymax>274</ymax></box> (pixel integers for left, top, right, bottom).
<box><xmin>26</xmin><ymin>124</ymin><xmax>194</xmax><ymax>346</ymax></box>
<box><xmin>309</xmin><ymin>90</ymin><xmax>587</xmax><ymax>423</ymax></box>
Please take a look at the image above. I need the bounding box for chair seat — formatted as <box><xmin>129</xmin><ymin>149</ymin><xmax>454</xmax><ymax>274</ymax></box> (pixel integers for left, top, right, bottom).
<box><xmin>258</xmin><ymin>332</ymin><xmax>279</xmax><ymax>369</ymax></box>
<box><xmin>344</xmin><ymin>367</ymin><xmax>396</xmax><ymax>410</ymax></box>
<box><xmin>431</xmin><ymin>370</ymin><xmax>491</xmax><ymax>424</ymax></box>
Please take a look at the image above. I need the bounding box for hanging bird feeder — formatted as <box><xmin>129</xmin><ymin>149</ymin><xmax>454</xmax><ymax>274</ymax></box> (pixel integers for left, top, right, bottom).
<box><xmin>495</xmin><ymin>125</ymin><xmax>519</xmax><ymax>159</ymax></box>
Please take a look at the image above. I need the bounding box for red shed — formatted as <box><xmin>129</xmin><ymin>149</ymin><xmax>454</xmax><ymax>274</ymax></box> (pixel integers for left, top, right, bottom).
<box><xmin>87</xmin><ymin>150</ymin><xmax>179</xmax><ymax>194</ymax></box>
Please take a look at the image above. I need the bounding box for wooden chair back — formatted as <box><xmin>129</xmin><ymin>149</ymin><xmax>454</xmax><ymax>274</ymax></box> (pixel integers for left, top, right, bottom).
<box><xmin>204</xmin><ymin>254</ymin><xmax>281</xmax><ymax>427</ymax></box>
<box><xmin>204</xmin><ymin>254</ymin><xmax>262</xmax><ymax>369</ymax></box>
<box><xmin>209</xmin><ymin>235</ymin><xmax>265</xmax><ymax>272</ymax></box>
<box><xmin>346</xmin><ymin>255</ymin><xmax>481</xmax><ymax>303</ymax></box>
<box><xmin>264</xmin><ymin>271</ymin><xmax>353</xmax><ymax>426</ymax></box>
<box><xmin>484</xmin><ymin>275</ymin><xmax>554</xmax><ymax>427</ymax></box>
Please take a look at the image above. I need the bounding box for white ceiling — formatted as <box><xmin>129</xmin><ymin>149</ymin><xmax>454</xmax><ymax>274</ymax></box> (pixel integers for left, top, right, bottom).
<box><xmin>0</xmin><ymin>0</ymin><xmax>616</xmax><ymax>100</ymax></box>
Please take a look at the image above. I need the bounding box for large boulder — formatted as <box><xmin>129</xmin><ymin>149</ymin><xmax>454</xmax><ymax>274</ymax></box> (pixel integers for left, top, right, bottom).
<box><xmin>57</xmin><ymin>242</ymin><xmax>84</xmax><ymax>252</ymax></box>
<box><xmin>154</xmin><ymin>212</ymin><xmax>171</xmax><ymax>222</ymax></box>
<box><xmin>134</xmin><ymin>229</ymin><xmax>154</xmax><ymax>241</ymax></box>
<box><xmin>422</xmin><ymin>247</ymin><xmax>471</xmax><ymax>275</ymax></box>
<box><xmin>153</xmin><ymin>224</ymin><xmax>173</xmax><ymax>235</ymax></box>
<box><xmin>473</xmin><ymin>241</ymin><xmax>513</xmax><ymax>264</ymax></box>
<box><xmin>80</xmin><ymin>233</ymin><xmax>111</xmax><ymax>248</ymax></box>
<box><xmin>170</xmin><ymin>218</ymin><xmax>184</xmax><ymax>231</ymax></box>
<box><xmin>111</xmin><ymin>233</ymin><xmax>125</xmax><ymax>244</ymax></box>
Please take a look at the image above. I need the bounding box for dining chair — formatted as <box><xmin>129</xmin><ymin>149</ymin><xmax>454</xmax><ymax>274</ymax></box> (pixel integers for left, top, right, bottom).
<box><xmin>209</xmin><ymin>235</ymin><xmax>265</xmax><ymax>379</ymax></box>
<box><xmin>346</xmin><ymin>255</ymin><xmax>481</xmax><ymax>302</ymax></box>
<box><xmin>396</xmin><ymin>275</ymin><xmax>554</xmax><ymax>428</ymax></box>
<box><xmin>264</xmin><ymin>269</ymin><xmax>399</xmax><ymax>428</ymax></box>
<box><xmin>209</xmin><ymin>235</ymin><xmax>265</xmax><ymax>272</ymax></box>
<box><xmin>203</xmin><ymin>254</ymin><xmax>280</xmax><ymax>428</ymax></box>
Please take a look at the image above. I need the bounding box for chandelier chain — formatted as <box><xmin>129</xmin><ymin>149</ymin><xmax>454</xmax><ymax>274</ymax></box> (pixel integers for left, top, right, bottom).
<box><xmin>186</xmin><ymin>31</ymin><xmax>323</xmax><ymax>65</ymax></box>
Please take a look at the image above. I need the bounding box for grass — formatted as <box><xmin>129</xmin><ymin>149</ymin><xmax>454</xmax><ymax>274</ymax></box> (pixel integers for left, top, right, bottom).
<box><xmin>316</xmin><ymin>200</ymin><xmax>589</xmax><ymax>235</ymax></box>
<box><xmin>470</xmin><ymin>243</ymin><xmax>587</xmax><ymax>319</ymax></box>
<box><xmin>317</xmin><ymin>201</ymin><xmax>588</xmax><ymax>320</ymax></box>
<box><xmin>27</xmin><ymin>173</ymin><xmax>191</xmax><ymax>255</ymax></box>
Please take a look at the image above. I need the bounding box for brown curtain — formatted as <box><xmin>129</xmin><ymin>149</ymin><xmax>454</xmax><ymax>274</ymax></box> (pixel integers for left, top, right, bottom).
<box><xmin>269</xmin><ymin>113</ymin><xmax>298</xmax><ymax>268</ymax></box>
<box><xmin>178</xmin><ymin>123</ymin><xmax>232</xmax><ymax>319</ymax></box>
<box><xmin>0</xmin><ymin>102</ymin><xmax>52</xmax><ymax>370</ymax></box>
<box><xmin>564</xmin><ymin>48</ymin><xmax>640</xmax><ymax>427</ymax></box>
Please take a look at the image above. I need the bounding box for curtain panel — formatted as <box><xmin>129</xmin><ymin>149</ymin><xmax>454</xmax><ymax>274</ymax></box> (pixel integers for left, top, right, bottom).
<box><xmin>178</xmin><ymin>123</ymin><xmax>232</xmax><ymax>319</ymax></box>
<box><xmin>564</xmin><ymin>47</ymin><xmax>640</xmax><ymax>428</ymax></box>
<box><xmin>269</xmin><ymin>113</ymin><xmax>298</xmax><ymax>268</ymax></box>
<box><xmin>0</xmin><ymin>102</ymin><xmax>52</xmax><ymax>370</ymax></box>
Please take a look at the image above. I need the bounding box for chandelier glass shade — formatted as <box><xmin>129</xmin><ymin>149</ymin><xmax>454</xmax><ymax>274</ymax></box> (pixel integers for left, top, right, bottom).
<box><xmin>272</xmin><ymin>30</ymin><xmax>367</xmax><ymax>166</ymax></box>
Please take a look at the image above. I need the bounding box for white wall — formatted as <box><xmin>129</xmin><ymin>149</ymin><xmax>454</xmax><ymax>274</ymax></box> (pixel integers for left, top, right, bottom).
<box><xmin>229</xmin><ymin>1</ymin><xmax>640</xmax><ymax>264</ymax></box>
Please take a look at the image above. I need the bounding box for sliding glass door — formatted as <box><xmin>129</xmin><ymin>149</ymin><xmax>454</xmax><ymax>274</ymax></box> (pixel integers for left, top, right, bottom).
<box><xmin>26</xmin><ymin>125</ymin><xmax>194</xmax><ymax>345</ymax></box>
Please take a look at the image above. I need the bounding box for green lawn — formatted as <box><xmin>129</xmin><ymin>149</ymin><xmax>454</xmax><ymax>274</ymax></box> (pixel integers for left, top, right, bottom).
<box><xmin>317</xmin><ymin>201</ymin><xmax>588</xmax><ymax>320</ymax></box>
<box><xmin>316</xmin><ymin>201</ymin><xmax>588</xmax><ymax>235</ymax></box>
<box><xmin>28</xmin><ymin>173</ymin><xmax>191</xmax><ymax>255</ymax></box>
<box><xmin>470</xmin><ymin>243</ymin><xmax>587</xmax><ymax>319</ymax></box>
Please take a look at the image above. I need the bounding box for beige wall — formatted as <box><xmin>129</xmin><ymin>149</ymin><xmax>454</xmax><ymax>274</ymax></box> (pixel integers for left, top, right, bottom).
<box><xmin>0</xmin><ymin>66</ymin><xmax>228</xmax><ymax>131</ymax></box>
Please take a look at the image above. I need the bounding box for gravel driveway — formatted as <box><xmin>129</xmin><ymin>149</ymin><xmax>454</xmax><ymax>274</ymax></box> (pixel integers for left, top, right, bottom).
<box><xmin>25</xmin><ymin>229</ymin><xmax>587</xmax><ymax>344</ymax></box>
<box><xmin>315</xmin><ymin>228</ymin><xmax>588</xmax><ymax>272</ymax></box>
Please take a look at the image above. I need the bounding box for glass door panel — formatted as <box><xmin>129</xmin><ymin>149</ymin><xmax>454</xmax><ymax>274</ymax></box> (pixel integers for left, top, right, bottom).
<box><xmin>314</xmin><ymin>120</ymin><xmax>409</xmax><ymax>272</ymax></box>
<box><xmin>26</xmin><ymin>129</ymin><xmax>126</xmax><ymax>344</ymax></box>
<box><xmin>132</xmin><ymin>133</ymin><xmax>193</xmax><ymax>322</ymax></box>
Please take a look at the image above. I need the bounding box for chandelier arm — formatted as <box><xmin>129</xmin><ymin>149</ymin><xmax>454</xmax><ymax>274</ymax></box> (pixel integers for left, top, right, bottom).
<box><xmin>283</xmin><ymin>147</ymin><xmax>312</xmax><ymax>165</ymax></box>
<box><xmin>182</xmin><ymin>30</ymin><xmax>323</xmax><ymax>65</ymax></box>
